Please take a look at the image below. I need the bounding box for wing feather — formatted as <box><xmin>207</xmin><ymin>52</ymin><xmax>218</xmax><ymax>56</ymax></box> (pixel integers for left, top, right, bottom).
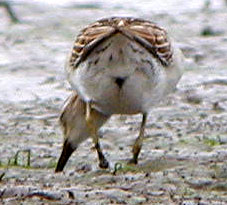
<box><xmin>67</xmin><ymin>17</ymin><xmax>173</xmax><ymax>71</ymax></box>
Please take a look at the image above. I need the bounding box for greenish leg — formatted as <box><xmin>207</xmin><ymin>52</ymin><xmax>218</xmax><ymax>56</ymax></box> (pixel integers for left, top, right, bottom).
<box><xmin>129</xmin><ymin>113</ymin><xmax>147</xmax><ymax>164</ymax></box>
<box><xmin>86</xmin><ymin>102</ymin><xmax>109</xmax><ymax>169</ymax></box>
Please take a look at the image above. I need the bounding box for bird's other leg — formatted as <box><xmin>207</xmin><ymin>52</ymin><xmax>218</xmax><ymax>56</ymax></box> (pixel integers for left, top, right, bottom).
<box><xmin>55</xmin><ymin>139</ymin><xmax>75</xmax><ymax>172</ymax></box>
<box><xmin>129</xmin><ymin>113</ymin><xmax>147</xmax><ymax>164</ymax></box>
<box><xmin>93</xmin><ymin>134</ymin><xmax>109</xmax><ymax>169</ymax></box>
<box><xmin>86</xmin><ymin>102</ymin><xmax>109</xmax><ymax>169</ymax></box>
<box><xmin>55</xmin><ymin>93</ymin><xmax>109</xmax><ymax>173</ymax></box>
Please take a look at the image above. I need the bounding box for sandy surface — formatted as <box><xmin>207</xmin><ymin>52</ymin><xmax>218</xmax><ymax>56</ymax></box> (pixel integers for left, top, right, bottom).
<box><xmin>0</xmin><ymin>1</ymin><xmax>227</xmax><ymax>204</ymax></box>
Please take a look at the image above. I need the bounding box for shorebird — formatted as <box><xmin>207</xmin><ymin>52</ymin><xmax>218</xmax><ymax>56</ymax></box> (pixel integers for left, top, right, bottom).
<box><xmin>55</xmin><ymin>17</ymin><xmax>184</xmax><ymax>172</ymax></box>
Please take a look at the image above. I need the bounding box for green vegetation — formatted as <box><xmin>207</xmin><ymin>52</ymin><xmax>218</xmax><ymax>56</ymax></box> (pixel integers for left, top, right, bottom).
<box><xmin>0</xmin><ymin>149</ymin><xmax>31</xmax><ymax>169</ymax></box>
<box><xmin>203</xmin><ymin>137</ymin><xmax>220</xmax><ymax>147</ymax></box>
<box><xmin>113</xmin><ymin>162</ymin><xmax>142</xmax><ymax>174</ymax></box>
<box><xmin>47</xmin><ymin>158</ymin><xmax>57</xmax><ymax>169</ymax></box>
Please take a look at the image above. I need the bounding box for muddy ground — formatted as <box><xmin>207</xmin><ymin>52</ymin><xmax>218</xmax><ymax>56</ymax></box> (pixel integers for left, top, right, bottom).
<box><xmin>0</xmin><ymin>1</ymin><xmax>227</xmax><ymax>204</ymax></box>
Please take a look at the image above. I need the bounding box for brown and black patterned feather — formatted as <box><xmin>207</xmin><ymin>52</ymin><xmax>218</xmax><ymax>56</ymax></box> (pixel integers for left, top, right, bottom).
<box><xmin>68</xmin><ymin>17</ymin><xmax>173</xmax><ymax>71</ymax></box>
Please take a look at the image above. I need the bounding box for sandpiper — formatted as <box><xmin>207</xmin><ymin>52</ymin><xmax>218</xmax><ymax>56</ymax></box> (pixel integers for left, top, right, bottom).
<box><xmin>55</xmin><ymin>17</ymin><xmax>184</xmax><ymax>172</ymax></box>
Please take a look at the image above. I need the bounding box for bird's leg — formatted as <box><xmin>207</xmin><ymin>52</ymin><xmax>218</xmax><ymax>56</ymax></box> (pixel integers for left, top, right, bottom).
<box><xmin>85</xmin><ymin>101</ymin><xmax>91</xmax><ymax>122</ymax></box>
<box><xmin>55</xmin><ymin>94</ymin><xmax>109</xmax><ymax>173</ymax></box>
<box><xmin>129</xmin><ymin>113</ymin><xmax>147</xmax><ymax>164</ymax></box>
<box><xmin>55</xmin><ymin>139</ymin><xmax>75</xmax><ymax>172</ymax></box>
<box><xmin>86</xmin><ymin>102</ymin><xmax>109</xmax><ymax>169</ymax></box>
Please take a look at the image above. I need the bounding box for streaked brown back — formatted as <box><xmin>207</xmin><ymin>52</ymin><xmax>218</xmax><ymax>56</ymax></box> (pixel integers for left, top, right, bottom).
<box><xmin>69</xmin><ymin>17</ymin><xmax>173</xmax><ymax>70</ymax></box>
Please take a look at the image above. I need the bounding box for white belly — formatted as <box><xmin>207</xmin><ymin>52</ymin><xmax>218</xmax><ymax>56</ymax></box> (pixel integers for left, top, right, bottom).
<box><xmin>68</xmin><ymin>34</ymin><xmax>182</xmax><ymax>115</ymax></box>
